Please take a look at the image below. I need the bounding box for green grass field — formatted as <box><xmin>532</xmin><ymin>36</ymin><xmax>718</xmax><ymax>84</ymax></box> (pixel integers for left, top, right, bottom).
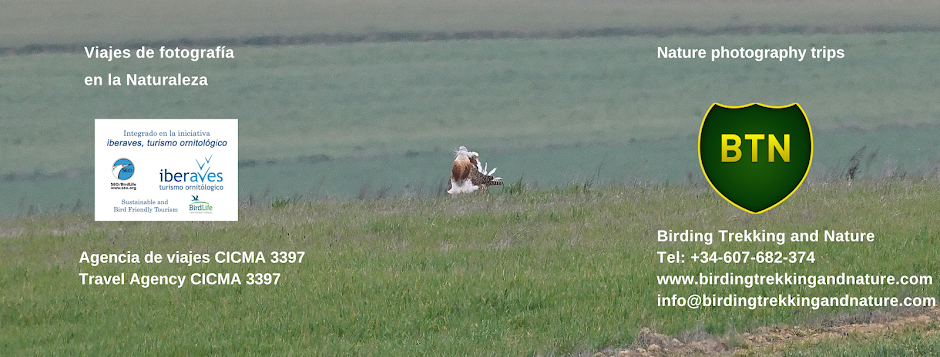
<box><xmin>4</xmin><ymin>1</ymin><xmax>940</xmax><ymax>354</ymax></box>
<box><xmin>2</xmin><ymin>179</ymin><xmax>938</xmax><ymax>355</ymax></box>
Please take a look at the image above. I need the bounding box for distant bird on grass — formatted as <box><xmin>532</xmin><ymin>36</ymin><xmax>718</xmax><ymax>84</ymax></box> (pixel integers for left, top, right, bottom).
<box><xmin>447</xmin><ymin>146</ymin><xmax>502</xmax><ymax>194</ymax></box>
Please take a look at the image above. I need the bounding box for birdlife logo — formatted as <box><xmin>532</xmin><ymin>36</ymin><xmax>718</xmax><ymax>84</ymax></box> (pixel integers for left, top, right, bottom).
<box><xmin>189</xmin><ymin>195</ymin><xmax>213</xmax><ymax>214</ymax></box>
<box><xmin>698</xmin><ymin>103</ymin><xmax>813</xmax><ymax>214</ymax></box>
<box><xmin>112</xmin><ymin>158</ymin><xmax>135</xmax><ymax>180</ymax></box>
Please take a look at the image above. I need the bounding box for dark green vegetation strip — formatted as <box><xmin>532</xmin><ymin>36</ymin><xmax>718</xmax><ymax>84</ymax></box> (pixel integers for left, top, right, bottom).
<box><xmin>6</xmin><ymin>0</ymin><xmax>940</xmax><ymax>49</ymax></box>
<box><xmin>2</xmin><ymin>179</ymin><xmax>938</xmax><ymax>355</ymax></box>
<box><xmin>7</xmin><ymin>24</ymin><xmax>940</xmax><ymax>56</ymax></box>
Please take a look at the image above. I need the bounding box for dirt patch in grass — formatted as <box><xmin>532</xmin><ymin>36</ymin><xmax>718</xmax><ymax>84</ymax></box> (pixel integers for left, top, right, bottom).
<box><xmin>594</xmin><ymin>307</ymin><xmax>940</xmax><ymax>357</ymax></box>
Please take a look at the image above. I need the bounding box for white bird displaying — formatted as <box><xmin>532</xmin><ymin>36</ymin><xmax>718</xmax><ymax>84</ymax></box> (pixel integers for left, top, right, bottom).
<box><xmin>447</xmin><ymin>146</ymin><xmax>502</xmax><ymax>194</ymax></box>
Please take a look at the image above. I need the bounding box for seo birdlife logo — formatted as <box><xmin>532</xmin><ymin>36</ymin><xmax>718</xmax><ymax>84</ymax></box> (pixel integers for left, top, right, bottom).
<box><xmin>109</xmin><ymin>158</ymin><xmax>138</xmax><ymax>191</ymax></box>
<box><xmin>112</xmin><ymin>158</ymin><xmax>135</xmax><ymax>180</ymax></box>
<box><xmin>698</xmin><ymin>103</ymin><xmax>813</xmax><ymax>214</ymax></box>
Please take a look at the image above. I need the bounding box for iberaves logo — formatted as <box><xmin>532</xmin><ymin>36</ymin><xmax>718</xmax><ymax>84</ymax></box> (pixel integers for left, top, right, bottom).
<box><xmin>159</xmin><ymin>155</ymin><xmax>223</xmax><ymax>183</ymax></box>
<box><xmin>189</xmin><ymin>195</ymin><xmax>213</xmax><ymax>214</ymax></box>
<box><xmin>157</xmin><ymin>155</ymin><xmax>225</xmax><ymax>193</ymax></box>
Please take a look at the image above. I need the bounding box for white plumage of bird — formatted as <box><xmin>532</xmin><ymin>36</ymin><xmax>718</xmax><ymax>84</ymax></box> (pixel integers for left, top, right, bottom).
<box><xmin>447</xmin><ymin>146</ymin><xmax>502</xmax><ymax>194</ymax></box>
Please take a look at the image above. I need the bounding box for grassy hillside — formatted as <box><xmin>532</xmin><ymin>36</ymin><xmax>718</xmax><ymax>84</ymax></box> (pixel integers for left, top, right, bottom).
<box><xmin>2</xmin><ymin>178</ymin><xmax>938</xmax><ymax>355</ymax></box>
<box><xmin>2</xmin><ymin>31</ymin><xmax>940</xmax><ymax>216</ymax></box>
<box><xmin>4</xmin><ymin>32</ymin><xmax>940</xmax><ymax>175</ymax></box>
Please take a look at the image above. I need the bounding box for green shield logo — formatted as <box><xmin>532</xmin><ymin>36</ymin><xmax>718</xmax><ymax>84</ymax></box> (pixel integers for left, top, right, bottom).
<box><xmin>698</xmin><ymin>103</ymin><xmax>813</xmax><ymax>214</ymax></box>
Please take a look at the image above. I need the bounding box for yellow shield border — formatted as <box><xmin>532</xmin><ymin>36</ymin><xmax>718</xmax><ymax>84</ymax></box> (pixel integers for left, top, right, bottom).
<box><xmin>697</xmin><ymin>102</ymin><xmax>814</xmax><ymax>214</ymax></box>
